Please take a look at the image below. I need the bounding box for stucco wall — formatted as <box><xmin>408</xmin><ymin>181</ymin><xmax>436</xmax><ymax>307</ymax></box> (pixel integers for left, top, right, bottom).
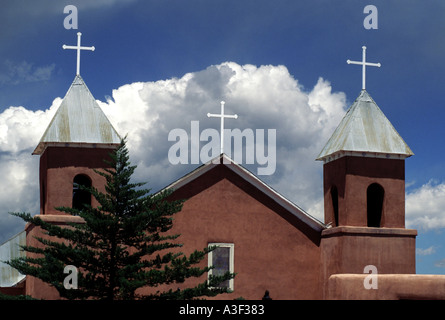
<box><xmin>323</xmin><ymin>157</ymin><xmax>406</xmax><ymax>228</ymax></box>
<box><xmin>25</xmin><ymin>215</ymin><xmax>84</xmax><ymax>300</ymax></box>
<box><xmin>151</xmin><ymin>173</ymin><xmax>323</xmax><ymax>300</ymax></box>
<box><xmin>327</xmin><ymin>274</ymin><xmax>445</xmax><ymax>300</ymax></box>
<box><xmin>320</xmin><ymin>226</ymin><xmax>416</xmax><ymax>298</ymax></box>
<box><xmin>39</xmin><ymin>147</ymin><xmax>113</xmax><ymax>215</ymax></box>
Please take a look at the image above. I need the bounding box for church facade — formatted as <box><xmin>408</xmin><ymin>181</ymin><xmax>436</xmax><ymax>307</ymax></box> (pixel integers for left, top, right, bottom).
<box><xmin>1</xmin><ymin>43</ymin><xmax>445</xmax><ymax>299</ymax></box>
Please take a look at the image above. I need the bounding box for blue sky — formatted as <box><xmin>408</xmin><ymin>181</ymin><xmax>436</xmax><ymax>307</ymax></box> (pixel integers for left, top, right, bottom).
<box><xmin>0</xmin><ymin>0</ymin><xmax>444</xmax><ymax>275</ymax></box>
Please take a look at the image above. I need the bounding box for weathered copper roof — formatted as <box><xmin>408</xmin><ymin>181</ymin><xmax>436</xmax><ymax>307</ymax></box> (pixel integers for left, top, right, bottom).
<box><xmin>0</xmin><ymin>231</ymin><xmax>26</xmax><ymax>287</ymax></box>
<box><xmin>33</xmin><ymin>75</ymin><xmax>121</xmax><ymax>155</ymax></box>
<box><xmin>316</xmin><ymin>90</ymin><xmax>414</xmax><ymax>162</ymax></box>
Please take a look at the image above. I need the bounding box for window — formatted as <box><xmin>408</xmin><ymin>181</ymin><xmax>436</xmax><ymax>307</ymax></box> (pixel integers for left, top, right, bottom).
<box><xmin>72</xmin><ymin>174</ymin><xmax>92</xmax><ymax>210</ymax></box>
<box><xmin>330</xmin><ymin>186</ymin><xmax>339</xmax><ymax>226</ymax></box>
<box><xmin>367</xmin><ymin>183</ymin><xmax>384</xmax><ymax>227</ymax></box>
<box><xmin>208</xmin><ymin>243</ymin><xmax>234</xmax><ymax>290</ymax></box>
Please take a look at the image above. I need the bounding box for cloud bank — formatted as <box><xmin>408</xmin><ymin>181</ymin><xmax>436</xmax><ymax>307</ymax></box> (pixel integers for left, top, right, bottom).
<box><xmin>0</xmin><ymin>62</ymin><xmax>443</xmax><ymax>244</ymax></box>
<box><xmin>99</xmin><ymin>62</ymin><xmax>347</xmax><ymax>219</ymax></box>
<box><xmin>406</xmin><ymin>180</ymin><xmax>445</xmax><ymax>231</ymax></box>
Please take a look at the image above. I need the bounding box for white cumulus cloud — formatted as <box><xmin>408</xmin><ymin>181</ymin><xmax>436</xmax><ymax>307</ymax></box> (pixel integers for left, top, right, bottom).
<box><xmin>99</xmin><ymin>62</ymin><xmax>348</xmax><ymax>221</ymax></box>
<box><xmin>2</xmin><ymin>61</ymin><xmax>444</xmax><ymax>243</ymax></box>
<box><xmin>406</xmin><ymin>180</ymin><xmax>445</xmax><ymax>231</ymax></box>
<box><xmin>0</xmin><ymin>100</ymin><xmax>59</xmax><ymax>153</ymax></box>
<box><xmin>1</xmin><ymin>62</ymin><xmax>349</xmax><ymax>243</ymax></box>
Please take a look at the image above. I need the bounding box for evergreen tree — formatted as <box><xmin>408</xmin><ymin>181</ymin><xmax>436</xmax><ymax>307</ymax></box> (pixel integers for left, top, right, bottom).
<box><xmin>7</xmin><ymin>139</ymin><xmax>234</xmax><ymax>300</ymax></box>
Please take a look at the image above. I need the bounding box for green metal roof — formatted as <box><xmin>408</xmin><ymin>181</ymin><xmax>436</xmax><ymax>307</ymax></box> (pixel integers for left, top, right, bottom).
<box><xmin>316</xmin><ymin>90</ymin><xmax>414</xmax><ymax>162</ymax></box>
<box><xmin>33</xmin><ymin>75</ymin><xmax>121</xmax><ymax>155</ymax></box>
<box><xmin>0</xmin><ymin>231</ymin><xmax>26</xmax><ymax>287</ymax></box>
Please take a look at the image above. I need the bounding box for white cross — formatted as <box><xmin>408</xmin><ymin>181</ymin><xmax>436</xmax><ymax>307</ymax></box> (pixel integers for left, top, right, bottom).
<box><xmin>347</xmin><ymin>46</ymin><xmax>381</xmax><ymax>90</ymax></box>
<box><xmin>207</xmin><ymin>101</ymin><xmax>238</xmax><ymax>155</ymax></box>
<box><xmin>62</xmin><ymin>32</ymin><xmax>95</xmax><ymax>76</ymax></box>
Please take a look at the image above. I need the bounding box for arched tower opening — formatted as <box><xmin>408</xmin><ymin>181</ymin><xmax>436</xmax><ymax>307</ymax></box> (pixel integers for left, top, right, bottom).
<box><xmin>367</xmin><ymin>183</ymin><xmax>384</xmax><ymax>228</ymax></box>
<box><xmin>330</xmin><ymin>186</ymin><xmax>339</xmax><ymax>226</ymax></box>
<box><xmin>72</xmin><ymin>174</ymin><xmax>92</xmax><ymax>210</ymax></box>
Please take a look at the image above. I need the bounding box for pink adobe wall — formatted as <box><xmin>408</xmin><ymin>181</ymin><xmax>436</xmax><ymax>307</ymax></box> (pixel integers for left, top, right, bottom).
<box><xmin>327</xmin><ymin>274</ymin><xmax>445</xmax><ymax>300</ymax></box>
<box><xmin>39</xmin><ymin>147</ymin><xmax>114</xmax><ymax>215</ymax></box>
<box><xmin>320</xmin><ymin>226</ymin><xmax>417</xmax><ymax>299</ymax></box>
<box><xmin>154</xmin><ymin>167</ymin><xmax>324</xmax><ymax>300</ymax></box>
<box><xmin>323</xmin><ymin>157</ymin><xmax>406</xmax><ymax>228</ymax></box>
<box><xmin>24</xmin><ymin>215</ymin><xmax>84</xmax><ymax>300</ymax></box>
<box><xmin>27</xmin><ymin>167</ymin><xmax>325</xmax><ymax>300</ymax></box>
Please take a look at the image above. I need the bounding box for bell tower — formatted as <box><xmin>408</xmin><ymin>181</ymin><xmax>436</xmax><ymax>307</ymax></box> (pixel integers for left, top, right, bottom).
<box><xmin>318</xmin><ymin>47</ymin><xmax>417</xmax><ymax>296</ymax></box>
<box><xmin>25</xmin><ymin>33</ymin><xmax>121</xmax><ymax>299</ymax></box>
<box><xmin>32</xmin><ymin>32</ymin><xmax>121</xmax><ymax>216</ymax></box>
<box><xmin>316</xmin><ymin>90</ymin><xmax>413</xmax><ymax>228</ymax></box>
<box><xmin>32</xmin><ymin>75</ymin><xmax>121</xmax><ymax>215</ymax></box>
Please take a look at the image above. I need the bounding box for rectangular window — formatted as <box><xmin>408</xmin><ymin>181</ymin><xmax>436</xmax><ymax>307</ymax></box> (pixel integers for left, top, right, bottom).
<box><xmin>208</xmin><ymin>243</ymin><xmax>234</xmax><ymax>290</ymax></box>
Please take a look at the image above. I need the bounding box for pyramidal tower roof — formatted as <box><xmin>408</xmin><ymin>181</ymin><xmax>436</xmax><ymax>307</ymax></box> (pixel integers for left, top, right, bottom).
<box><xmin>33</xmin><ymin>75</ymin><xmax>121</xmax><ymax>155</ymax></box>
<box><xmin>316</xmin><ymin>89</ymin><xmax>414</xmax><ymax>163</ymax></box>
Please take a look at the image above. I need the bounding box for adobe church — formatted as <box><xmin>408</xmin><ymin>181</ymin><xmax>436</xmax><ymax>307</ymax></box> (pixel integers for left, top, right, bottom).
<box><xmin>1</xmin><ymin>36</ymin><xmax>445</xmax><ymax>299</ymax></box>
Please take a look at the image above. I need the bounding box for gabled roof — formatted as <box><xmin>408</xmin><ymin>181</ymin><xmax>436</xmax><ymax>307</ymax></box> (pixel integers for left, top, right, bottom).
<box><xmin>164</xmin><ymin>154</ymin><xmax>326</xmax><ymax>234</ymax></box>
<box><xmin>33</xmin><ymin>75</ymin><xmax>121</xmax><ymax>155</ymax></box>
<box><xmin>316</xmin><ymin>90</ymin><xmax>413</xmax><ymax>162</ymax></box>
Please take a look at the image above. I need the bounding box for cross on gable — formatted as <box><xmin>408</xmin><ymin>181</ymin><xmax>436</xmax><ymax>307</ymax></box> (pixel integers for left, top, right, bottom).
<box><xmin>207</xmin><ymin>101</ymin><xmax>238</xmax><ymax>155</ymax></box>
<box><xmin>347</xmin><ymin>46</ymin><xmax>381</xmax><ymax>90</ymax></box>
<box><xmin>62</xmin><ymin>32</ymin><xmax>95</xmax><ymax>76</ymax></box>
